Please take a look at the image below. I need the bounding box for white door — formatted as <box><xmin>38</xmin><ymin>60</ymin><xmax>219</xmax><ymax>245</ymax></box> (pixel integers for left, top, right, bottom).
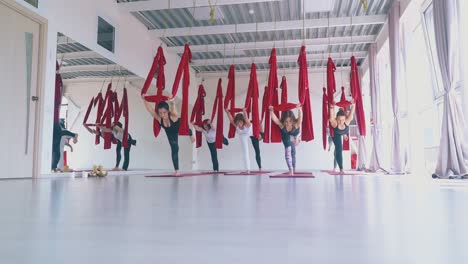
<box><xmin>0</xmin><ymin>3</ymin><xmax>40</xmax><ymax>178</ymax></box>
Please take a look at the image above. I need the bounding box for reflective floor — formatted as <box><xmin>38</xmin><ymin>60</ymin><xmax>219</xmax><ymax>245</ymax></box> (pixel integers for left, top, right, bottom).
<box><xmin>0</xmin><ymin>172</ymin><xmax>467</xmax><ymax>264</ymax></box>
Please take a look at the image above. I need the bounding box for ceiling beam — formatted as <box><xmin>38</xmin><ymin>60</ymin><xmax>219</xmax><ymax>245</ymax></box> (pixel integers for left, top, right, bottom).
<box><xmin>57</xmin><ymin>36</ymin><xmax>77</xmax><ymax>45</ymax></box>
<box><xmin>168</xmin><ymin>35</ymin><xmax>376</xmax><ymax>54</ymax></box>
<box><xmin>59</xmin><ymin>64</ymin><xmax>121</xmax><ymax>73</ymax></box>
<box><xmin>58</xmin><ymin>51</ymin><xmax>101</xmax><ymax>60</ymax></box>
<box><xmin>152</xmin><ymin>15</ymin><xmax>386</xmax><ymax>38</ymax></box>
<box><xmin>197</xmin><ymin>66</ymin><xmax>352</xmax><ymax>78</ymax></box>
<box><xmin>62</xmin><ymin>76</ymin><xmax>142</xmax><ymax>84</ymax></box>
<box><xmin>190</xmin><ymin>51</ymin><xmax>367</xmax><ymax>66</ymax></box>
<box><xmin>118</xmin><ymin>0</ymin><xmax>280</xmax><ymax>12</ymax></box>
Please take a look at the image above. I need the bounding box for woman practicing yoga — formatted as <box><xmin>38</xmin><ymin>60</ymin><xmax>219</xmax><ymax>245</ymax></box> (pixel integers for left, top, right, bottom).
<box><xmin>225</xmin><ymin>108</ymin><xmax>252</xmax><ymax>172</ymax></box>
<box><xmin>143</xmin><ymin>96</ymin><xmax>187</xmax><ymax>176</ymax></box>
<box><xmin>191</xmin><ymin>119</ymin><xmax>228</xmax><ymax>172</ymax></box>
<box><xmin>52</xmin><ymin>123</ymin><xmax>78</xmax><ymax>172</ymax></box>
<box><xmin>329</xmin><ymin>100</ymin><xmax>355</xmax><ymax>174</ymax></box>
<box><xmin>96</xmin><ymin>122</ymin><xmax>137</xmax><ymax>171</ymax></box>
<box><xmin>269</xmin><ymin>105</ymin><xmax>303</xmax><ymax>175</ymax></box>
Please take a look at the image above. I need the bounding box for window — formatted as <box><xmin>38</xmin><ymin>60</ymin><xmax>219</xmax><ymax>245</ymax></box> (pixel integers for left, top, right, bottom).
<box><xmin>24</xmin><ymin>0</ymin><xmax>38</xmax><ymax>8</ymax></box>
<box><xmin>97</xmin><ymin>17</ymin><xmax>115</xmax><ymax>53</ymax></box>
<box><xmin>422</xmin><ymin>3</ymin><xmax>445</xmax><ymax>99</ymax></box>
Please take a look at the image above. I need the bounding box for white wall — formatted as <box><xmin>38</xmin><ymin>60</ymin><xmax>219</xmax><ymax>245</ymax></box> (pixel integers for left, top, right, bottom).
<box><xmin>195</xmin><ymin>70</ymin><xmax>356</xmax><ymax>171</ymax></box>
<box><xmin>12</xmin><ymin>0</ymin><xmax>199</xmax><ymax>173</ymax></box>
<box><xmin>63</xmin><ymin>81</ymin><xmax>194</xmax><ymax>171</ymax></box>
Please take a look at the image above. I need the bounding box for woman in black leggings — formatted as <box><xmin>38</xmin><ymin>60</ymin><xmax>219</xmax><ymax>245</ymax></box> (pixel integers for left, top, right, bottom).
<box><xmin>329</xmin><ymin>100</ymin><xmax>355</xmax><ymax>174</ymax></box>
<box><xmin>52</xmin><ymin>123</ymin><xmax>78</xmax><ymax>172</ymax></box>
<box><xmin>191</xmin><ymin>119</ymin><xmax>228</xmax><ymax>172</ymax></box>
<box><xmin>97</xmin><ymin>122</ymin><xmax>137</xmax><ymax>171</ymax></box>
<box><xmin>143</xmin><ymin>97</ymin><xmax>190</xmax><ymax>176</ymax></box>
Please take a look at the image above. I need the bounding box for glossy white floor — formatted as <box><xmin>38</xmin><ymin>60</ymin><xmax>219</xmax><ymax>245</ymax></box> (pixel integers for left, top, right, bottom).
<box><xmin>0</xmin><ymin>172</ymin><xmax>467</xmax><ymax>264</ymax></box>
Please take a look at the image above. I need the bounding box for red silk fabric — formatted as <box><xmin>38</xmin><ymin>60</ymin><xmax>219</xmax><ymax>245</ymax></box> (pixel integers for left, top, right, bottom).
<box><xmin>171</xmin><ymin>44</ymin><xmax>192</xmax><ymax>136</ymax></box>
<box><xmin>141</xmin><ymin>46</ymin><xmax>167</xmax><ymax>138</ymax></box>
<box><xmin>83</xmin><ymin>84</ymin><xmax>129</xmax><ymax>148</ymax></box>
<box><xmin>114</xmin><ymin>88</ymin><xmax>129</xmax><ymax>148</ymax></box>
<box><xmin>211</xmin><ymin>79</ymin><xmax>225</xmax><ymax>149</ymax></box>
<box><xmin>190</xmin><ymin>84</ymin><xmax>206</xmax><ymax>148</ymax></box>
<box><xmin>327</xmin><ymin>57</ymin><xmax>337</xmax><ymax>105</ymax></box>
<box><xmin>322</xmin><ymin>87</ymin><xmax>328</xmax><ymax>150</ymax></box>
<box><xmin>343</xmin><ymin>133</ymin><xmax>350</xmax><ymax>151</ymax></box>
<box><xmin>298</xmin><ymin>46</ymin><xmax>314</xmax><ymax>142</ymax></box>
<box><xmin>336</xmin><ymin>86</ymin><xmax>352</xmax><ymax>109</ymax></box>
<box><xmin>280</xmin><ymin>76</ymin><xmax>288</xmax><ymax>104</ymax></box>
<box><xmin>264</xmin><ymin>48</ymin><xmax>281</xmax><ymax>143</ymax></box>
<box><xmin>224</xmin><ymin>65</ymin><xmax>237</xmax><ymax>138</ymax></box>
<box><xmin>54</xmin><ymin>61</ymin><xmax>63</xmax><ymax>124</ymax></box>
<box><xmin>244</xmin><ymin>63</ymin><xmax>261</xmax><ymax>139</ymax></box>
<box><xmin>350</xmin><ymin>56</ymin><xmax>366</xmax><ymax>136</ymax></box>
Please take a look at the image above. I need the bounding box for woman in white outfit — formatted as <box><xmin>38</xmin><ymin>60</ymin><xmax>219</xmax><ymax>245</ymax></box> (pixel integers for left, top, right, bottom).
<box><xmin>225</xmin><ymin>108</ymin><xmax>252</xmax><ymax>172</ymax></box>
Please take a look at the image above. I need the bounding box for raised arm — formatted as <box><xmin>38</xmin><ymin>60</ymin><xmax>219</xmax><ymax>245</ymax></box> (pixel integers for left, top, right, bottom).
<box><xmin>269</xmin><ymin>106</ymin><xmax>283</xmax><ymax>128</ymax></box>
<box><xmin>242</xmin><ymin>108</ymin><xmax>252</xmax><ymax>128</ymax></box>
<box><xmin>345</xmin><ymin>100</ymin><xmax>356</xmax><ymax>125</ymax></box>
<box><xmin>295</xmin><ymin>104</ymin><xmax>303</xmax><ymax>129</ymax></box>
<box><xmin>191</xmin><ymin>121</ymin><xmax>203</xmax><ymax>132</ymax></box>
<box><xmin>142</xmin><ymin>95</ymin><xmax>161</xmax><ymax>122</ymax></box>
<box><xmin>96</xmin><ymin>125</ymin><xmax>113</xmax><ymax>133</ymax></box>
<box><xmin>329</xmin><ymin>104</ymin><xmax>338</xmax><ymax>128</ymax></box>
<box><xmin>225</xmin><ymin>108</ymin><xmax>236</xmax><ymax>126</ymax></box>
<box><xmin>84</xmin><ymin>125</ymin><xmax>96</xmax><ymax>135</ymax></box>
<box><xmin>169</xmin><ymin>100</ymin><xmax>178</xmax><ymax>121</ymax></box>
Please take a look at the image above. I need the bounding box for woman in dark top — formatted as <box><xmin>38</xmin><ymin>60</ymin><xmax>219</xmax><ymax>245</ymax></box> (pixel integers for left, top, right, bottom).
<box><xmin>329</xmin><ymin>100</ymin><xmax>355</xmax><ymax>174</ymax></box>
<box><xmin>143</xmin><ymin>96</ymin><xmax>192</xmax><ymax>176</ymax></box>
<box><xmin>269</xmin><ymin>105</ymin><xmax>303</xmax><ymax>175</ymax></box>
<box><xmin>52</xmin><ymin>122</ymin><xmax>78</xmax><ymax>172</ymax></box>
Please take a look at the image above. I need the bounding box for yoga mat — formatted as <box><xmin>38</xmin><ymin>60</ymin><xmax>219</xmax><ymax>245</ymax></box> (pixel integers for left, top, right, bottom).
<box><xmin>270</xmin><ymin>172</ymin><xmax>314</xmax><ymax>178</ymax></box>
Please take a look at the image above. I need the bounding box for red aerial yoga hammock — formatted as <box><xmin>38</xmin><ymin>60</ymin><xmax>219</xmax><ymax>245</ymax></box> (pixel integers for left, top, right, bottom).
<box><xmin>327</xmin><ymin>58</ymin><xmax>337</xmax><ymax>105</ymax></box>
<box><xmin>141</xmin><ymin>46</ymin><xmax>167</xmax><ymax>138</ymax></box>
<box><xmin>210</xmin><ymin>78</ymin><xmax>225</xmax><ymax>149</ymax></box>
<box><xmin>273</xmin><ymin>77</ymin><xmax>297</xmax><ymax>112</ymax></box>
<box><xmin>114</xmin><ymin>88</ymin><xmax>129</xmax><ymax>148</ymax></box>
<box><xmin>82</xmin><ymin>83</ymin><xmax>129</xmax><ymax>148</ymax></box>
<box><xmin>280</xmin><ymin>76</ymin><xmax>288</xmax><ymax>104</ymax></box>
<box><xmin>271</xmin><ymin>47</ymin><xmax>314</xmax><ymax>142</ymax></box>
<box><xmin>190</xmin><ymin>84</ymin><xmax>206</xmax><ymax>148</ymax></box>
<box><xmin>224</xmin><ymin>65</ymin><xmax>241</xmax><ymax>138</ymax></box>
<box><xmin>143</xmin><ymin>44</ymin><xmax>192</xmax><ymax>136</ymax></box>
<box><xmin>263</xmin><ymin>48</ymin><xmax>282</xmax><ymax>143</ymax></box>
<box><xmin>297</xmin><ymin>45</ymin><xmax>314</xmax><ymax>142</ymax></box>
<box><xmin>243</xmin><ymin>63</ymin><xmax>261</xmax><ymax>139</ymax></box>
<box><xmin>322</xmin><ymin>87</ymin><xmax>328</xmax><ymax>150</ymax></box>
<box><xmin>336</xmin><ymin>86</ymin><xmax>352</xmax><ymax>109</ymax></box>
<box><xmin>54</xmin><ymin>61</ymin><xmax>63</xmax><ymax>124</ymax></box>
<box><xmin>350</xmin><ymin>56</ymin><xmax>366</xmax><ymax>137</ymax></box>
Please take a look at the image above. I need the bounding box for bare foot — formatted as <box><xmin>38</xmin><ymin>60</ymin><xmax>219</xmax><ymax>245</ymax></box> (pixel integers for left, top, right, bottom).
<box><xmin>289</xmin><ymin>170</ymin><xmax>294</xmax><ymax>176</ymax></box>
<box><xmin>339</xmin><ymin>170</ymin><xmax>344</xmax><ymax>175</ymax></box>
<box><xmin>174</xmin><ymin>170</ymin><xmax>180</xmax><ymax>177</ymax></box>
